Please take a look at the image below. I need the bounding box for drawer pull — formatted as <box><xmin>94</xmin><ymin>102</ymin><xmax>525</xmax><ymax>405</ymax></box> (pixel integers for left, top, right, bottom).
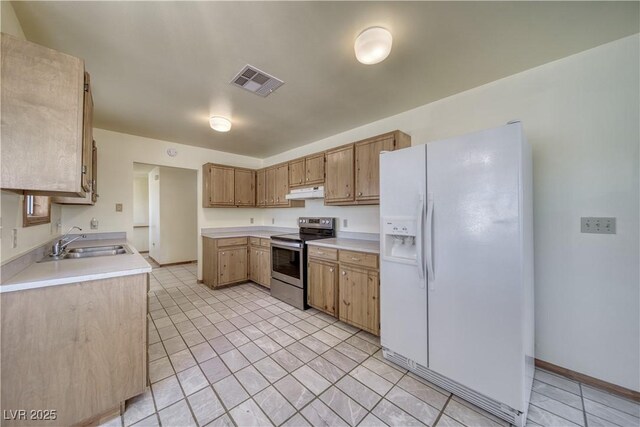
<box><xmin>351</xmin><ymin>257</ymin><xmax>360</xmax><ymax>261</ymax></box>
<box><xmin>316</xmin><ymin>251</ymin><xmax>324</xmax><ymax>254</ymax></box>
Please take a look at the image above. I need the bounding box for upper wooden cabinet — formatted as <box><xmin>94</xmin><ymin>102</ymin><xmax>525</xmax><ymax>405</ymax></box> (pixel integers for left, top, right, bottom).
<box><xmin>234</xmin><ymin>169</ymin><xmax>255</xmax><ymax>206</ymax></box>
<box><xmin>325</xmin><ymin>130</ymin><xmax>411</xmax><ymax>206</ymax></box>
<box><xmin>305</xmin><ymin>153</ymin><xmax>325</xmax><ymax>185</ymax></box>
<box><xmin>256</xmin><ymin>169</ymin><xmax>266</xmax><ymax>207</ymax></box>
<box><xmin>325</xmin><ymin>145</ymin><xmax>354</xmax><ymax>203</ymax></box>
<box><xmin>81</xmin><ymin>72</ymin><xmax>94</xmax><ymax>193</ymax></box>
<box><xmin>203</xmin><ymin>164</ymin><xmax>234</xmax><ymax>207</ymax></box>
<box><xmin>265</xmin><ymin>167</ymin><xmax>277</xmax><ymax>206</ymax></box>
<box><xmin>275</xmin><ymin>163</ymin><xmax>289</xmax><ymax>205</ymax></box>
<box><xmin>52</xmin><ymin>140</ymin><xmax>98</xmax><ymax>205</ymax></box>
<box><xmin>288</xmin><ymin>158</ymin><xmax>305</xmax><ymax>187</ymax></box>
<box><xmin>1</xmin><ymin>33</ymin><xmax>92</xmax><ymax>197</ymax></box>
<box><xmin>289</xmin><ymin>153</ymin><xmax>325</xmax><ymax>188</ymax></box>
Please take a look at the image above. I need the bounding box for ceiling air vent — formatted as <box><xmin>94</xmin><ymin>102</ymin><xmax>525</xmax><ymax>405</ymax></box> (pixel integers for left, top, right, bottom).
<box><xmin>230</xmin><ymin>65</ymin><xmax>284</xmax><ymax>97</ymax></box>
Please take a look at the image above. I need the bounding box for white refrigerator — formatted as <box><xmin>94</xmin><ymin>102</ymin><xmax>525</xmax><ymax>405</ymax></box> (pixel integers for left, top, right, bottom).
<box><xmin>379</xmin><ymin>122</ymin><xmax>534</xmax><ymax>427</ymax></box>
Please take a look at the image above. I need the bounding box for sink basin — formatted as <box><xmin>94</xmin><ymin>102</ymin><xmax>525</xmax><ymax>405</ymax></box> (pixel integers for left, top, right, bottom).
<box><xmin>67</xmin><ymin>245</ymin><xmax>127</xmax><ymax>253</ymax></box>
<box><xmin>38</xmin><ymin>244</ymin><xmax>131</xmax><ymax>262</ymax></box>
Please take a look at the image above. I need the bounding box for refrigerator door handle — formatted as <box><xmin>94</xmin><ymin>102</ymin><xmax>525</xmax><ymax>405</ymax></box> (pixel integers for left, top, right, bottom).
<box><xmin>426</xmin><ymin>193</ymin><xmax>435</xmax><ymax>285</ymax></box>
<box><xmin>416</xmin><ymin>194</ymin><xmax>425</xmax><ymax>282</ymax></box>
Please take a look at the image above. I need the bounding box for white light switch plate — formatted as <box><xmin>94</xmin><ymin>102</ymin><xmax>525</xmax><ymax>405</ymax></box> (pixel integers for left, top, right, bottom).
<box><xmin>581</xmin><ymin>217</ymin><xmax>616</xmax><ymax>234</ymax></box>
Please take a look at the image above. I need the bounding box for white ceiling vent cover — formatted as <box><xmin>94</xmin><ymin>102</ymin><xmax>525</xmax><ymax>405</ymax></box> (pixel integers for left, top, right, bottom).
<box><xmin>230</xmin><ymin>65</ymin><xmax>284</xmax><ymax>97</ymax></box>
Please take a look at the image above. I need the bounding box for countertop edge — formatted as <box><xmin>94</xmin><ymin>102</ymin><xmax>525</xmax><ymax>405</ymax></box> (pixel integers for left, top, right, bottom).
<box><xmin>0</xmin><ymin>266</ymin><xmax>152</xmax><ymax>294</ymax></box>
<box><xmin>307</xmin><ymin>239</ymin><xmax>380</xmax><ymax>254</ymax></box>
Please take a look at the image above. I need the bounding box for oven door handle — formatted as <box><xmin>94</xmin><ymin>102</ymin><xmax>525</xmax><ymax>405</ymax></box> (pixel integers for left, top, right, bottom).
<box><xmin>271</xmin><ymin>241</ymin><xmax>303</xmax><ymax>249</ymax></box>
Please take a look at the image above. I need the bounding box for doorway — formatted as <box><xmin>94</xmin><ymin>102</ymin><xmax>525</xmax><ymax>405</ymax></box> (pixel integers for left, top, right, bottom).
<box><xmin>133</xmin><ymin>163</ymin><xmax>197</xmax><ymax>266</ymax></box>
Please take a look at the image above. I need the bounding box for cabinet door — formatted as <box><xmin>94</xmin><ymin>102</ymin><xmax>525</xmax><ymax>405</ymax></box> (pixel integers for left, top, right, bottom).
<box><xmin>202</xmin><ymin>237</ymin><xmax>216</xmax><ymax>288</ymax></box>
<box><xmin>289</xmin><ymin>158</ymin><xmax>305</xmax><ymax>187</ymax></box>
<box><xmin>218</xmin><ymin>247</ymin><xmax>248</xmax><ymax>285</ymax></box>
<box><xmin>305</xmin><ymin>153</ymin><xmax>325</xmax><ymax>185</ymax></box>
<box><xmin>275</xmin><ymin>164</ymin><xmax>289</xmax><ymax>205</ymax></box>
<box><xmin>338</xmin><ymin>266</ymin><xmax>379</xmax><ymax>334</ymax></box>
<box><xmin>234</xmin><ymin>169</ymin><xmax>255</xmax><ymax>206</ymax></box>
<box><xmin>249</xmin><ymin>247</ymin><xmax>261</xmax><ymax>283</ymax></box>
<box><xmin>81</xmin><ymin>72</ymin><xmax>94</xmax><ymax>193</ymax></box>
<box><xmin>210</xmin><ymin>165</ymin><xmax>235</xmax><ymax>205</ymax></box>
<box><xmin>308</xmin><ymin>260</ymin><xmax>337</xmax><ymax>315</ymax></box>
<box><xmin>325</xmin><ymin>145</ymin><xmax>354</xmax><ymax>203</ymax></box>
<box><xmin>355</xmin><ymin>135</ymin><xmax>395</xmax><ymax>201</ymax></box>
<box><xmin>1</xmin><ymin>34</ymin><xmax>86</xmax><ymax>196</ymax></box>
<box><xmin>265</xmin><ymin>167</ymin><xmax>277</xmax><ymax>206</ymax></box>
<box><xmin>256</xmin><ymin>169</ymin><xmax>266</xmax><ymax>207</ymax></box>
<box><xmin>91</xmin><ymin>140</ymin><xmax>98</xmax><ymax>203</ymax></box>
<box><xmin>259</xmin><ymin>248</ymin><xmax>271</xmax><ymax>288</ymax></box>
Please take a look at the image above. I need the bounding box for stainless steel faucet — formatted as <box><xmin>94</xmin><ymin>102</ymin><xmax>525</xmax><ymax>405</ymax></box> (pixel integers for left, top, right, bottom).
<box><xmin>51</xmin><ymin>226</ymin><xmax>86</xmax><ymax>257</ymax></box>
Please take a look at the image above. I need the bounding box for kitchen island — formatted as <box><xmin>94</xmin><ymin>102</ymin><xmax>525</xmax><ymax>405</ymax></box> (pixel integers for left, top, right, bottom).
<box><xmin>1</xmin><ymin>235</ymin><xmax>151</xmax><ymax>426</ymax></box>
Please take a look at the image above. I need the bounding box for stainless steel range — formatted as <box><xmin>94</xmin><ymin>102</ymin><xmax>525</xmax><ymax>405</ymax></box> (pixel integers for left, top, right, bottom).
<box><xmin>270</xmin><ymin>217</ymin><xmax>336</xmax><ymax>310</ymax></box>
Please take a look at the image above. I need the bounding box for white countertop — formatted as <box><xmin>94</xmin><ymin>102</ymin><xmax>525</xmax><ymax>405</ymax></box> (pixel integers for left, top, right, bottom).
<box><xmin>201</xmin><ymin>226</ymin><xmax>296</xmax><ymax>240</ymax></box>
<box><xmin>307</xmin><ymin>238</ymin><xmax>380</xmax><ymax>254</ymax></box>
<box><xmin>1</xmin><ymin>238</ymin><xmax>152</xmax><ymax>294</ymax></box>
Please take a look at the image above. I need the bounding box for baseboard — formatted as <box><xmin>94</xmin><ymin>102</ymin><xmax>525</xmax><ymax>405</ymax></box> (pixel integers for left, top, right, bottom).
<box><xmin>138</xmin><ymin>250</ymin><xmax>149</xmax><ymax>254</ymax></box>
<box><xmin>157</xmin><ymin>260</ymin><xmax>197</xmax><ymax>267</ymax></box>
<box><xmin>535</xmin><ymin>358</ymin><xmax>639</xmax><ymax>402</ymax></box>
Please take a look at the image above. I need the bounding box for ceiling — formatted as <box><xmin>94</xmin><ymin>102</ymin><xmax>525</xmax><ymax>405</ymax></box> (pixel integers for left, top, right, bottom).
<box><xmin>13</xmin><ymin>2</ymin><xmax>639</xmax><ymax>158</ymax></box>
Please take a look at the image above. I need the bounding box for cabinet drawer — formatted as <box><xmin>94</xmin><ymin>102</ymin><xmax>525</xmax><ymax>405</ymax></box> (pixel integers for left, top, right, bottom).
<box><xmin>339</xmin><ymin>250</ymin><xmax>378</xmax><ymax>269</ymax></box>
<box><xmin>249</xmin><ymin>237</ymin><xmax>260</xmax><ymax>246</ymax></box>
<box><xmin>260</xmin><ymin>238</ymin><xmax>271</xmax><ymax>247</ymax></box>
<box><xmin>217</xmin><ymin>237</ymin><xmax>248</xmax><ymax>247</ymax></box>
<box><xmin>308</xmin><ymin>246</ymin><xmax>338</xmax><ymax>261</ymax></box>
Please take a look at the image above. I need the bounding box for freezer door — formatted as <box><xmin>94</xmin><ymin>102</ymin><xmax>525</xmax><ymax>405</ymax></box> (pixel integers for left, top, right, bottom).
<box><xmin>426</xmin><ymin>124</ymin><xmax>525</xmax><ymax>411</ymax></box>
<box><xmin>379</xmin><ymin>144</ymin><xmax>429</xmax><ymax>366</ymax></box>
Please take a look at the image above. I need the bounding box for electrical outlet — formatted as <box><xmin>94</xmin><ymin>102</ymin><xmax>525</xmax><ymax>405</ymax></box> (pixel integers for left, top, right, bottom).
<box><xmin>90</xmin><ymin>218</ymin><xmax>99</xmax><ymax>230</ymax></box>
<box><xmin>343</xmin><ymin>219</ymin><xmax>348</xmax><ymax>228</ymax></box>
<box><xmin>12</xmin><ymin>228</ymin><xmax>17</xmax><ymax>248</ymax></box>
<box><xmin>115</xmin><ymin>203</ymin><xmax>123</xmax><ymax>212</ymax></box>
<box><xmin>581</xmin><ymin>217</ymin><xmax>616</xmax><ymax>234</ymax></box>
<box><xmin>250</xmin><ymin>218</ymin><xmax>254</xmax><ymax>224</ymax></box>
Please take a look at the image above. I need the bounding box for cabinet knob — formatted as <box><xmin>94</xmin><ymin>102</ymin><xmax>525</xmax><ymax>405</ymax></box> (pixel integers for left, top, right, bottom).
<box><xmin>341</xmin><ymin>271</ymin><xmax>346</xmax><ymax>276</ymax></box>
<box><xmin>221</xmin><ymin>252</ymin><xmax>225</xmax><ymax>255</ymax></box>
<box><xmin>277</xmin><ymin>197</ymin><xmax>279</xmax><ymax>201</ymax></box>
<box><xmin>237</xmin><ymin>200</ymin><xmax>240</xmax><ymax>203</ymax></box>
<box><xmin>346</xmin><ymin>193</ymin><xmax>350</xmax><ymax>197</ymax></box>
<box><xmin>358</xmin><ymin>192</ymin><xmax>363</xmax><ymax>196</ymax></box>
<box><xmin>329</xmin><ymin>268</ymin><xmax>334</xmax><ymax>272</ymax></box>
<box><xmin>229</xmin><ymin>199</ymin><xmax>232</xmax><ymax>202</ymax></box>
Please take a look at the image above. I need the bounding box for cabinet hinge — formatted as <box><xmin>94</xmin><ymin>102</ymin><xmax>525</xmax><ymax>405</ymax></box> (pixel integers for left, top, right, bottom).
<box><xmin>82</xmin><ymin>165</ymin><xmax>87</xmax><ymax>174</ymax></box>
<box><xmin>84</xmin><ymin>83</ymin><xmax>89</xmax><ymax>92</ymax></box>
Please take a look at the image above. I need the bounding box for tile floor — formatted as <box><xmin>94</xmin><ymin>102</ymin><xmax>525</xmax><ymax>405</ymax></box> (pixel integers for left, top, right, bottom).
<box><xmin>101</xmin><ymin>263</ymin><xmax>639</xmax><ymax>427</ymax></box>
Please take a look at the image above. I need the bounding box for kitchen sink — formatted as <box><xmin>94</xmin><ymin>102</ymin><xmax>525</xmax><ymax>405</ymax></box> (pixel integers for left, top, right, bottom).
<box><xmin>39</xmin><ymin>244</ymin><xmax>131</xmax><ymax>262</ymax></box>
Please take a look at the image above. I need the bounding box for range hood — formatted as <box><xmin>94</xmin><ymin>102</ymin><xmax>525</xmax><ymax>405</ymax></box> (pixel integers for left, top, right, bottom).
<box><xmin>285</xmin><ymin>186</ymin><xmax>324</xmax><ymax>200</ymax></box>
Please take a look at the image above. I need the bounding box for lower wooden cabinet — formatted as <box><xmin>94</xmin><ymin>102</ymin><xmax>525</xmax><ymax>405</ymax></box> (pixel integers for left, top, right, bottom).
<box><xmin>338</xmin><ymin>265</ymin><xmax>379</xmax><ymax>335</ymax></box>
<box><xmin>249</xmin><ymin>244</ymin><xmax>271</xmax><ymax>288</ymax></box>
<box><xmin>308</xmin><ymin>247</ymin><xmax>380</xmax><ymax>335</ymax></box>
<box><xmin>307</xmin><ymin>259</ymin><xmax>338</xmax><ymax>315</ymax></box>
<box><xmin>1</xmin><ymin>273</ymin><xmax>148</xmax><ymax>426</ymax></box>
<box><xmin>202</xmin><ymin>236</ymin><xmax>248</xmax><ymax>288</ymax></box>
<box><xmin>218</xmin><ymin>247</ymin><xmax>247</xmax><ymax>285</ymax></box>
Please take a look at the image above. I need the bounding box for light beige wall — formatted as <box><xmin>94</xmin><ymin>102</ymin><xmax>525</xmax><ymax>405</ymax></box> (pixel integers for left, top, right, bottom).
<box><xmin>156</xmin><ymin>166</ymin><xmax>197</xmax><ymax>264</ymax></box>
<box><xmin>131</xmin><ymin>174</ymin><xmax>149</xmax><ymax>251</ymax></box>
<box><xmin>0</xmin><ymin>1</ymin><xmax>63</xmax><ymax>263</ymax></box>
<box><xmin>132</xmin><ymin>175</ymin><xmax>149</xmax><ymax>226</ymax></box>
<box><xmin>263</xmin><ymin>35</ymin><xmax>640</xmax><ymax>391</ymax></box>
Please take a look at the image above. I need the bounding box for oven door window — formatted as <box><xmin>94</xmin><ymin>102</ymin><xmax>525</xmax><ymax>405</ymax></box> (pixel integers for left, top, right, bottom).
<box><xmin>272</xmin><ymin>246</ymin><xmax>301</xmax><ymax>280</ymax></box>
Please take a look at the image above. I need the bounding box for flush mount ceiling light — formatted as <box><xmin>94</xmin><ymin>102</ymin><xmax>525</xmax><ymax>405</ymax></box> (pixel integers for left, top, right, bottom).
<box><xmin>209</xmin><ymin>116</ymin><xmax>231</xmax><ymax>132</ymax></box>
<box><xmin>354</xmin><ymin>26</ymin><xmax>393</xmax><ymax>65</ymax></box>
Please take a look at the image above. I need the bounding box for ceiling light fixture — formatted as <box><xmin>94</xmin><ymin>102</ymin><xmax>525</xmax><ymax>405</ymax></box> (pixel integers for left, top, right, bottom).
<box><xmin>354</xmin><ymin>26</ymin><xmax>393</xmax><ymax>65</ymax></box>
<box><xmin>209</xmin><ymin>116</ymin><xmax>232</xmax><ymax>132</ymax></box>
